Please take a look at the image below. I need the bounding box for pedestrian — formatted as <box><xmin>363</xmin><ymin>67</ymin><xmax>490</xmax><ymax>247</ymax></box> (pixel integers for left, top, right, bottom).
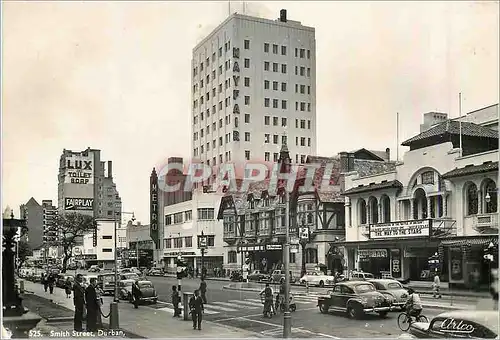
<box><xmin>202</xmin><ymin>266</ymin><xmax>207</xmax><ymax>280</ymax></box>
<box><xmin>171</xmin><ymin>286</ymin><xmax>181</xmax><ymax>317</ymax></box>
<box><xmin>65</xmin><ymin>278</ymin><xmax>72</xmax><ymax>298</ymax></box>
<box><xmin>199</xmin><ymin>278</ymin><xmax>207</xmax><ymax>304</ymax></box>
<box><xmin>195</xmin><ymin>267</ymin><xmax>199</xmax><ymax>278</ymax></box>
<box><xmin>48</xmin><ymin>274</ymin><xmax>55</xmax><ymax>294</ymax></box>
<box><xmin>96</xmin><ymin>284</ymin><xmax>104</xmax><ymax>328</ymax></box>
<box><xmin>42</xmin><ymin>273</ymin><xmax>48</xmax><ymax>292</ymax></box>
<box><xmin>132</xmin><ymin>280</ymin><xmax>141</xmax><ymax>309</ymax></box>
<box><xmin>189</xmin><ymin>290</ymin><xmax>204</xmax><ymax>330</ymax></box>
<box><xmin>432</xmin><ymin>273</ymin><xmax>442</xmax><ymax>299</ymax></box>
<box><xmin>73</xmin><ymin>274</ymin><xmax>86</xmax><ymax>332</ymax></box>
<box><xmin>85</xmin><ymin>278</ymin><xmax>99</xmax><ymax>332</ymax></box>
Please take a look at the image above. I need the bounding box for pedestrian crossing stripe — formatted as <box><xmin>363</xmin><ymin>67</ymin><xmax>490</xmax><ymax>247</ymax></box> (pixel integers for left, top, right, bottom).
<box><xmin>228</xmin><ymin>300</ymin><xmax>262</xmax><ymax>307</ymax></box>
<box><xmin>202</xmin><ymin>303</ymin><xmax>238</xmax><ymax>312</ymax></box>
<box><xmin>211</xmin><ymin>301</ymin><xmax>256</xmax><ymax>309</ymax></box>
<box><xmin>156</xmin><ymin>305</ymin><xmax>219</xmax><ymax>315</ymax></box>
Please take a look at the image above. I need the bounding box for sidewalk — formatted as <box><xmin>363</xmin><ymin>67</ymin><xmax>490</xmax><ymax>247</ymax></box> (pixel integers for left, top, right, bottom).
<box><xmin>23</xmin><ymin>281</ymin><xmax>261</xmax><ymax>338</ymax></box>
<box><xmin>222</xmin><ymin>282</ymin><xmax>490</xmax><ymax>311</ymax></box>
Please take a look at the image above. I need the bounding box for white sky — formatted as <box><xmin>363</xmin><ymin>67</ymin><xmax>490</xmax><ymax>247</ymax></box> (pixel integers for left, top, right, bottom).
<box><xmin>2</xmin><ymin>1</ymin><xmax>499</xmax><ymax>223</ymax></box>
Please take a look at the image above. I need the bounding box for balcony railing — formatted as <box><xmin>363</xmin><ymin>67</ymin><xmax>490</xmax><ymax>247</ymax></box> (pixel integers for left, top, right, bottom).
<box><xmin>464</xmin><ymin>213</ymin><xmax>498</xmax><ymax>233</ymax></box>
<box><xmin>258</xmin><ymin>228</ymin><xmax>271</xmax><ymax>237</ymax></box>
<box><xmin>244</xmin><ymin>229</ymin><xmax>257</xmax><ymax>238</ymax></box>
<box><xmin>275</xmin><ymin>226</ymin><xmax>287</xmax><ymax>235</ymax></box>
<box><xmin>431</xmin><ymin>218</ymin><xmax>457</xmax><ymax>236</ymax></box>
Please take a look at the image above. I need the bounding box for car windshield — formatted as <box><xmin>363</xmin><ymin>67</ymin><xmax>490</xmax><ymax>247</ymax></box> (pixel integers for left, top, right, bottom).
<box><xmin>364</xmin><ymin>274</ymin><xmax>374</xmax><ymax>279</ymax></box>
<box><xmin>387</xmin><ymin>282</ymin><xmax>403</xmax><ymax>289</ymax></box>
<box><xmin>139</xmin><ymin>282</ymin><xmax>153</xmax><ymax>288</ymax></box>
<box><xmin>355</xmin><ymin>284</ymin><xmax>375</xmax><ymax>293</ymax></box>
<box><xmin>123</xmin><ymin>273</ymin><xmax>139</xmax><ymax>280</ymax></box>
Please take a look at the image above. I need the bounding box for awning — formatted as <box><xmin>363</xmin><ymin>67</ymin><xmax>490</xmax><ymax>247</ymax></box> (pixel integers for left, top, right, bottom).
<box><xmin>440</xmin><ymin>236</ymin><xmax>499</xmax><ymax>247</ymax></box>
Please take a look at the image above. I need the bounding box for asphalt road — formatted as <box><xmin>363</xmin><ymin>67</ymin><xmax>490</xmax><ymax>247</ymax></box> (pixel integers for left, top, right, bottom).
<box><xmin>143</xmin><ymin>276</ymin><xmax>447</xmax><ymax>338</ymax></box>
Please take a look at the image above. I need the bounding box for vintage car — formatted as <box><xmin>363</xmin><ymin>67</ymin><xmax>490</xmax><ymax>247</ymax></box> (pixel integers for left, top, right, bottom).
<box><xmin>129</xmin><ymin>280</ymin><xmax>158</xmax><ymax>305</ymax></box>
<box><xmin>118</xmin><ymin>279</ymin><xmax>135</xmax><ymax>300</ymax></box>
<box><xmin>317</xmin><ymin>281</ymin><xmax>392</xmax><ymax>319</ymax></box>
<box><xmin>350</xmin><ymin>271</ymin><xmax>375</xmax><ymax>281</ymax></box>
<box><xmin>368</xmin><ymin>279</ymin><xmax>408</xmax><ymax>310</ymax></box>
<box><xmin>270</xmin><ymin>270</ymin><xmax>296</xmax><ymax>284</ymax></box>
<box><xmin>97</xmin><ymin>273</ymin><xmax>116</xmax><ymax>295</ymax></box>
<box><xmin>299</xmin><ymin>271</ymin><xmax>335</xmax><ymax>287</ymax></box>
<box><xmin>147</xmin><ymin>269</ymin><xmax>163</xmax><ymax>276</ymax></box>
<box><xmin>88</xmin><ymin>265</ymin><xmax>101</xmax><ymax>273</ymax></box>
<box><xmin>408</xmin><ymin>310</ymin><xmax>498</xmax><ymax>338</ymax></box>
<box><xmin>120</xmin><ymin>272</ymin><xmax>141</xmax><ymax>281</ymax></box>
<box><xmin>248</xmin><ymin>270</ymin><xmax>268</xmax><ymax>282</ymax></box>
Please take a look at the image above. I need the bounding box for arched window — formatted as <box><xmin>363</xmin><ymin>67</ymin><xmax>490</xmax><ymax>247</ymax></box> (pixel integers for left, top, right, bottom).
<box><xmin>413</xmin><ymin>188</ymin><xmax>428</xmax><ymax>219</ymax></box>
<box><xmin>381</xmin><ymin>195</ymin><xmax>391</xmax><ymax>223</ymax></box>
<box><xmin>465</xmin><ymin>183</ymin><xmax>478</xmax><ymax>215</ymax></box>
<box><xmin>359</xmin><ymin>199</ymin><xmax>367</xmax><ymax>225</ymax></box>
<box><xmin>369</xmin><ymin>197</ymin><xmax>378</xmax><ymax>224</ymax></box>
<box><xmin>483</xmin><ymin>179</ymin><xmax>498</xmax><ymax>214</ymax></box>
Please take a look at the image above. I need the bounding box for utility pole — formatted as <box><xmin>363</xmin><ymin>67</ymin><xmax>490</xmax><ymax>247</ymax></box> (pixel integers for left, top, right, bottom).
<box><xmin>283</xmin><ymin>189</ymin><xmax>291</xmax><ymax>338</ymax></box>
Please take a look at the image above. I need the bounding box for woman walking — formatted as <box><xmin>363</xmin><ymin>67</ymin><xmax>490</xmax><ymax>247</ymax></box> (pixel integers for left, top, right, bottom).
<box><xmin>65</xmin><ymin>278</ymin><xmax>73</xmax><ymax>298</ymax></box>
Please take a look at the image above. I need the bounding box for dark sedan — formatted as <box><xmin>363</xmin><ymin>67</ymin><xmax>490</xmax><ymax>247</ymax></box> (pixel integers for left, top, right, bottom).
<box><xmin>248</xmin><ymin>270</ymin><xmax>268</xmax><ymax>282</ymax></box>
<box><xmin>130</xmin><ymin>280</ymin><xmax>158</xmax><ymax>305</ymax></box>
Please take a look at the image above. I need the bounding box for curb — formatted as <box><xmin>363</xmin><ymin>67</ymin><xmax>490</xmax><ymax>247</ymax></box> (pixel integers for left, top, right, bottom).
<box><xmin>45</xmin><ymin>317</ymin><xmax>74</xmax><ymax>323</ymax></box>
<box><xmin>205</xmin><ymin>320</ymin><xmax>265</xmax><ymax>338</ymax></box>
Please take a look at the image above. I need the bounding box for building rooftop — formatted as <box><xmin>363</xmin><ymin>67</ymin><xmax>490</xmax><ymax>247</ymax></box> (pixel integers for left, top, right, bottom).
<box><xmin>442</xmin><ymin>161</ymin><xmax>498</xmax><ymax>179</ymax></box>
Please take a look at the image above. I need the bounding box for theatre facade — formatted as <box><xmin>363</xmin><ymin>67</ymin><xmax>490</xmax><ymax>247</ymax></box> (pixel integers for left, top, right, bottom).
<box><xmin>342</xmin><ymin>106</ymin><xmax>499</xmax><ymax>288</ymax></box>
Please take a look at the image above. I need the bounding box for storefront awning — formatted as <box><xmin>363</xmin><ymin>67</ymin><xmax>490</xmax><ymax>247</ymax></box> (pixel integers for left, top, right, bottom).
<box><xmin>339</xmin><ymin>237</ymin><xmax>439</xmax><ymax>249</ymax></box>
<box><xmin>439</xmin><ymin>236</ymin><xmax>498</xmax><ymax>247</ymax></box>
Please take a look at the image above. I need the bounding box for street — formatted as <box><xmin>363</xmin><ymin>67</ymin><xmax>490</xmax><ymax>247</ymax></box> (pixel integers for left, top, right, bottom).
<box><xmin>143</xmin><ymin>276</ymin><xmax>450</xmax><ymax>338</ymax></box>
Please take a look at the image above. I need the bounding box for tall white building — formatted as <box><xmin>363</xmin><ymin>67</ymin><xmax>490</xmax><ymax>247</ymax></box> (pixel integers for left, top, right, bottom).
<box><xmin>191</xmin><ymin>10</ymin><xmax>317</xmax><ymax>167</ymax></box>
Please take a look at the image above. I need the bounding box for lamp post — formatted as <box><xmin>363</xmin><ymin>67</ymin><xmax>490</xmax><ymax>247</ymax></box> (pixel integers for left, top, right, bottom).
<box><xmin>283</xmin><ymin>189</ymin><xmax>292</xmax><ymax>338</ymax></box>
<box><xmin>299</xmin><ymin>217</ymin><xmax>309</xmax><ymax>277</ymax></box>
<box><xmin>199</xmin><ymin>231</ymin><xmax>207</xmax><ymax>280</ymax></box>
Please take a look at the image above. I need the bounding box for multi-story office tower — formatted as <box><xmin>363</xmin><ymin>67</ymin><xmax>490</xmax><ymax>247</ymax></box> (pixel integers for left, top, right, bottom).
<box><xmin>191</xmin><ymin>10</ymin><xmax>316</xmax><ymax>168</ymax></box>
<box><xmin>58</xmin><ymin>148</ymin><xmax>122</xmax><ymax>222</ymax></box>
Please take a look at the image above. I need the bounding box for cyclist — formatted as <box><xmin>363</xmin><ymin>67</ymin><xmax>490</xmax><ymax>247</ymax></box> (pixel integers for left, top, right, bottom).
<box><xmin>404</xmin><ymin>288</ymin><xmax>423</xmax><ymax>322</ymax></box>
<box><xmin>259</xmin><ymin>283</ymin><xmax>274</xmax><ymax>316</ymax></box>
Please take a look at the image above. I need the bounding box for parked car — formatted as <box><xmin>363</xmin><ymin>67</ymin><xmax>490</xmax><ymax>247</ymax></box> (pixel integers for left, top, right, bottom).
<box><xmin>129</xmin><ymin>280</ymin><xmax>158</xmax><ymax>305</ymax></box>
<box><xmin>56</xmin><ymin>274</ymin><xmax>74</xmax><ymax>288</ymax></box>
<box><xmin>350</xmin><ymin>271</ymin><xmax>375</xmax><ymax>281</ymax></box>
<box><xmin>247</xmin><ymin>270</ymin><xmax>268</xmax><ymax>282</ymax></box>
<box><xmin>120</xmin><ymin>273</ymin><xmax>140</xmax><ymax>281</ymax></box>
<box><xmin>118</xmin><ymin>279</ymin><xmax>135</xmax><ymax>300</ymax></box>
<box><xmin>147</xmin><ymin>269</ymin><xmax>163</xmax><ymax>276</ymax></box>
<box><xmin>299</xmin><ymin>271</ymin><xmax>335</xmax><ymax>287</ymax></box>
<box><xmin>270</xmin><ymin>270</ymin><xmax>296</xmax><ymax>284</ymax></box>
<box><xmin>317</xmin><ymin>281</ymin><xmax>392</xmax><ymax>319</ymax></box>
<box><xmin>368</xmin><ymin>279</ymin><xmax>408</xmax><ymax>310</ymax></box>
<box><xmin>88</xmin><ymin>265</ymin><xmax>101</xmax><ymax>273</ymax></box>
<box><xmin>230</xmin><ymin>271</ymin><xmax>243</xmax><ymax>282</ymax></box>
<box><xmin>98</xmin><ymin>273</ymin><xmax>116</xmax><ymax>295</ymax></box>
<box><xmin>408</xmin><ymin>310</ymin><xmax>498</xmax><ymax>338</ymax></box>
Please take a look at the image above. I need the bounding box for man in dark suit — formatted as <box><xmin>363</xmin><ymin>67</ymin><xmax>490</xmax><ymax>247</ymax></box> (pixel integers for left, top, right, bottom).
<box><xmin>199</xmin><ymin>279</ymin><xmax>207</xmax><ymax>304</ymax></box>
<box><xmin>85</xmin><ymin>278</ymin><xmax>99</xmax><ymax>332</ymax></box>
<box><xmin>189</xmin><ymin>290</ymin><xmax>204</xmax><ymax>330</ymax></box>
<box><xmin>73</xmin><ymin>274</ymin><xmax>86</xmax><ymax>332</ymax></box>
<box><xmin>132</xmin><ymin>280</ymin><xmax>141</xmax><ymax>309</ymax></box>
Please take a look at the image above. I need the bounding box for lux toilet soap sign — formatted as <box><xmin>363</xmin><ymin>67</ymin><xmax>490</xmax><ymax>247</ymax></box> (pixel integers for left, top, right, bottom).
<box><xmin>66</xmin><ymin>158</ymin><xmax>93</xmax><ymax>184</ymax></box>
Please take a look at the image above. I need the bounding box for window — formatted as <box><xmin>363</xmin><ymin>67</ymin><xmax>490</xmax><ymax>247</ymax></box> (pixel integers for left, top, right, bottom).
<box><xmin>273</xmin><ymin>135</ymin><xmax>279</xmax><ymax>144</ymax></box>
<box><xmin>300</xmin><ymin>49</ymin><xmax>305</xmax><ymax>58</ymax></box>
<box><xmin>244</xmin><ymin>58</ymin><xmax>250</xmax><ymax>68</ymax></box>
<box><xmin>295</xmin><ymin>48</ymin><xmax>298</xmax><ymax>57</ymax></box>
<box><xmin>264</xmin><ymin>61</ymin><xmax>270</xmax><ymax>71</ymax></box>
<box><xmin>165</xmin><ymin>238</ymin><xmax>172</xmax><ymax>248</ymax></box>
<box><xmin>295</xmin><ymin>101</ymin><xmax>298</xmax><ymax>110</ymax></box>
<box><xmin>102</xmin><ymin>235</ymin><xmax>112</xmax><ymax>240</ymax></box>
<box><xmin>281</xmin><ymin>82</ymin><xmax>287</xmax><ymax>92</ymax></box>
<box><xmin>173</xmin><ymin>237</ymin><xmax>182</xmax><ymax>248</ymax></box>
<box><xmin>281</xmin><ymin>100</ymin><xmax>287</xmax><ymax>109</ymax></box>
<box><xmin>300</xmin><ymin>102</ymin><xmax>305</xmax><ymax>111</ymax></box>
<box><xmin>273</xmin><ymin>63</ymin><xmax>278</xmax><ymax>72</ymax></box>
<box><xmin>300</xmin><ymin>120</ymin><xmax>306</xmax><ymax>129</ymax></box>
<box><xmin>300</xmin><ymin>85</ymin><xmax>305</xmax><ymax>94</ymax></box>
<box><xmin>244</xmin><ymin>114</ymin><xmax>250</xmax><ymax>123</ymax></box>
<box><xmin>273</xmin><ymin>153</ymin><xmax>279</xmax><ymax>162</ymax></box>
<box><xmin>244</xmin><ymin>39</ymin><xmax>250</xmax><ymax>49</ymax></box>
<box><xmin>174</xmin><ymin>212</ymin><xmax>183</xmax><ymax>224</ymax></box>
<box><xmin>218</xmin><ymin>101</ymin><xmax>222</xmax><ymax>110</ymax></box>
<box><xmin>264</xmin><ymin>134</ymin><xmax>270</xmax><ymax>143</ymax></box>
<box><xmin>102</xmin><ymin>248</ymin><xmax>112</xmax><ymax>253</ymax></box>
<box><xmin>244</xmin><ymin>95</ymin><xmax>250</xmax><ymax>105</ymax></box>
<box><xmin>301</xmin><ymin>155</ymin><xmax>305</xmax><ymax>163</ymax></box>
<box><xmin>198</xmin><ymin>208</ymin><xmax>214</xmax><ymax>220</ymax></box>
<box><xmin>264</xmin><ymin>43</ymin><xmax>269</xmax><ymax>53</ymax></box>
<box><xmin>290</xmin><ymin>252</ymin><xmax>296</xmax><ymax>263</ymax></box>
<box><xmin>245</xmin><ymin>150</ymin><xmax>250</xmax><ymax>160</ymax></box>
<box><xmin>264</xmin><ymin>80</ymin><xmax>270</xmax><ymax>89</ymax></box>
<box><xmin>308</xmin><ymin>137</ymin><xmax>311</xmax><ymax>146</ymax></box>
<box><xmin>207</xmin><ymin>235</ymin><xmax>215</xmax><ymax>247</ymax></box>
<box><xmin>307</xmin><ymin>103</ymin><xmax>311</xmax><ymax>112</ymax></box>
<box><xmin>184</xmin><ymin>237</ymin><xmax>192</xmax><ymax>248</ymax></box>
<box><xmin>295</xmin><ymin>66</ymin><xmax>298</xmax><ymax>75</ymax></box>
<box><xmin>308</xmin><ymin>120</ymin><xmax>311</xmax><ymax>129</ymax></box>
<box><xmin>300</xmin><ymin>67</ymin><xmax>305</xmax><ymax>76</ymax></box>
<box><xmin>245</xmin><ymin>132</ymin><xmax>251</xmax><ymax>141</ymax></box>
<box><xmin>244</xmin><ymin>77</ymin><xmax>250</xmax><ymax>87</ymax></box>
<box><xmin>219</xmin><ymin>47</ymin><xmax>222</xmax><ymax>57</ymax></box>
<box><xmin>185</xmin><ymin>210</ymin><xmax>192</xmax><ymax>221</ymax></box>
<box><xmin>273</xmin><ymin>81</ymin><xmax>278</xmax><ymax>91</ymax></box>
<box><xmin>264</xmin><ymin>98</ymin><xmax>270</xmax><ymax>107</ymax></box>
<box><xmin>307</xmin><ymin>85</ymin><xmax>311</xmax><ymax>94</ymax></box>
<box><xmin>264</xmin><ymin>116</ymin><xmax>270</xmax><ymax>125</ymax></box>
<box><xmin>307</xmin><ymin>49</ymin><xmax>311</xmax><ymax>59</ymax></box>
<box><xmin>421</xmin><ymin>171</ymin><xmax>434</xmax><ymax>184</ymax></box>
<box><xmin>281</xmin><ymin>117</ymin><xmax>287</xmax><ymax>127</ymax></box>
<box><xmin>107</xmin><ymin>210</ymin><xmax>112</xmax><ymax>216</ymax></box>
<box><xmin>282</xmin><ymin>135</ymin><xmax>287</xmax><ymax>145</ymax></box>
<box><xmin>281</xmin><ymin>64</ymin><xmax>287</xmax><ymax>74</ymax></box>
<box><xmin>272</xmin><ymin>44</ymin><xmax>278</xmax><ymax>54</ymax></box>
<box><xmin>281</xmin><ymin>45</ymin><xmax>287</xmax><ymax>55</ymax></box>
<box><xmin>273</xmin><ymin>117</ymin><xmax>278</xmax><ymax>126</ymax></box>
<box><xmin>307</xmin><ymin>68</ymin><xmax>311</xmax><ymax>77</ymax></box>
<box><xmin>228</xmin><ymin>250</ymin><xmax>238</xmax><ymax>263</ymax></box>
<box><xmin>273</xmin><ymin>99</ymin><xmax>278</xmax><ymax>108</ymax></box>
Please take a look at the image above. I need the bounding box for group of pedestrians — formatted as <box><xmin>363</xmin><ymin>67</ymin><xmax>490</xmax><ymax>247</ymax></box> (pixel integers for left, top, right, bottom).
<box><xmin>73</xmin><ymin>274</ymin><xmax>103</xmax><ymax>332</ymax></box>
<box><xmin>170</xmin><ymin>278</ymin><xmax>208</xmax><ymax>331</ymax></box>
<box><xmin>41</xmin><ymin>273</ymin><xmax>56</xmax><ymax>294</ymax></box>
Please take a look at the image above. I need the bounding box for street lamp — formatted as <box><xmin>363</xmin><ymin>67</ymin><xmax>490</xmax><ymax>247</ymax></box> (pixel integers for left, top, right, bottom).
<box><xmin>199</xmin><ymin>231</ymin><xmax>207</xmax><ymax>280</ymax></box>
<box><xmin>299</xmin><ymin>217</ymin><xmax>309</xmax><ymax>277</ymax></box>
<box><xmin>486</xmin><ymin>192</ymin><xmax>491</xmax><ymax>203</ymax></box>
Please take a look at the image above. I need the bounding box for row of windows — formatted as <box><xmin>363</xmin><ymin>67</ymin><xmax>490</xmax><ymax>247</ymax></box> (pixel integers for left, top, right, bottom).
<box><xmin>194</xmin><ymin>112</ymin><xmax>252</xmax><ymax>126</ymax></box>
<box><xmin>193</xmin><ymin>57</ymin><xmax>250</xmax><ymax>86</ymax></box>
<box><xmin>295</xmin><ymin>84</ymin><xmax>311</xmax><ymax>95</ymax></box>
<box><xmin>193</xmin><ymin>40</ymin><xmax>231</xmax><ymax>76</ymax></box>
<box><xmin>227</xmin><ymin>250</ymin><xmax>297</xmax><ymax>264</ymax></box>
<box><xmin>165</xmin><ymin>235</ymin><xmax>215</xmax><ymax>249</ymax></box>
<box><xmin>244</xmin><ymin>151</ymin><xmax>310</xmax><ymax>164</ymax></box>
<box><xmin>165</xmin><ymin>210</ymin><xmax>193</xmax><ymax>225</ymax></box>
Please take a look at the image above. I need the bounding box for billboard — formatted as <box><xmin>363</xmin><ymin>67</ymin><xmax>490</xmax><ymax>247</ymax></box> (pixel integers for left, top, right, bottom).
<box><xmin>369</xmin><ymin>219</ymin><xmax>430</xmax><ymax>239</ymax></box>
<box><xmin>64</xmin><ymin>197</ymin><xmax>94</xmax><ymax>211</ymax></box>
<box><xmin>150</xmin><ymin>168</ymin><xmax>159</xmax><ymax>249</ymax></box>
<box><xmin>65</xmin><ymin>153</ymin><xmax>94</xmax><ymax>184</ymax></box>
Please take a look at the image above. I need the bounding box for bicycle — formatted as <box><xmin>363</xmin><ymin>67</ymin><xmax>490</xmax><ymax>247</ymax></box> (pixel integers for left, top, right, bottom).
<box><xmin>397</xmin><ymin>310</ymin><xmax>429</xmax><ymax>331</ymax></box>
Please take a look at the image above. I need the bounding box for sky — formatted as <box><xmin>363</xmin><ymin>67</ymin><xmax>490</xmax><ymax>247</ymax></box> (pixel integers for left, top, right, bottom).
<box><xmin>2</xmin><ymin>1</ymin><xmax>499</xmax><ymax>223</ymax></box>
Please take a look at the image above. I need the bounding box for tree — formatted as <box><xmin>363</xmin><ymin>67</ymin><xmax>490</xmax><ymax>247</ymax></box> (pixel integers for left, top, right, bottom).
<box><xmin>53</xmin><ymin>212</ymin><xmax>96</xmax><ymax>273</ymax></box>
<box><xmin>16</xmin><ymin>240</ymin><xmax>32</xmax><ymax>272</ymax></box>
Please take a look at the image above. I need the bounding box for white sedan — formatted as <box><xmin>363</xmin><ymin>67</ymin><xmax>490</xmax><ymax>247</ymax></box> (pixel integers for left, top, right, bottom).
<box><xmin>299</xmin><ymin>272</ymin><xmax>334</xmax><ymax>287</ymax></box>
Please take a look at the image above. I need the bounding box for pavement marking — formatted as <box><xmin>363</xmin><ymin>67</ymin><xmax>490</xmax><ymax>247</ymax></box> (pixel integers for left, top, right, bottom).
<box><xmin>246</xmin><ymin>298</ymin><xmax>264</xmax><ymax>304</ymax></box>
<box><xmin>203</xmin><ymin>303</ymin><xmax>239</xmax><ymax>312</ymax></box>
<box><xmin>212</xmin><ymin>301</ymin><xmax>257</xmax><ymax>309</ymax></box>
<box><xmin>232</xmin><ymin>300</ymin><xmax>263</xmax><ymax>307</ymax></box>
<box><xmin>317</xmin><ymin>333</ymin><xmax>341</xmax><ymax>339</ymax></box>
<box><xmin>212</xmin><ymin>306</ymin><xmax>320</xmax><ymax>322</ymax></box>
<box><xmin>157</xmin><ymin>306</ymin><xmax>219</xmax><ymax>315</ymax></box>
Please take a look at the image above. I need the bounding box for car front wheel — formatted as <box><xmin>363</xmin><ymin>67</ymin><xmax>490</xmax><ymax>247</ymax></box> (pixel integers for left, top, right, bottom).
<box><xmin>319</xmin><ymin>303</ymin><xmax>329</xmax><ymax>314</ymax></box>
<box><xmin>347</xmin><ymin>305</ymin><xmax>362</xmax><ymax>319</ymax></box>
